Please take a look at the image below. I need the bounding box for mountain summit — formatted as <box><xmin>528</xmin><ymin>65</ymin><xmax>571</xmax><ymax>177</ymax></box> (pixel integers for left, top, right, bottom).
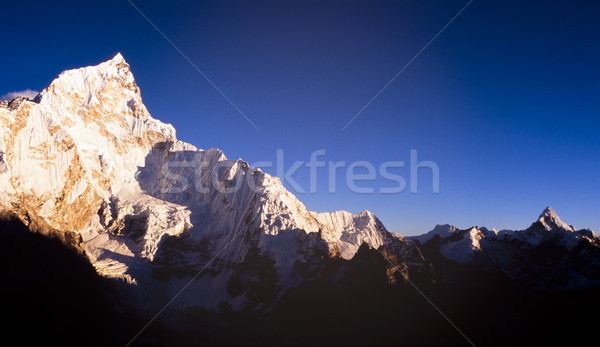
<box><xmin>537</xmin><ymin>206</ymin><xmax>573</xmax><ymax>232</ymax></box>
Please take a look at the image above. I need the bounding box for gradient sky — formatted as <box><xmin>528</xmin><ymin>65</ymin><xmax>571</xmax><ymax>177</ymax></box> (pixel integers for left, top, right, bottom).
<box><xmin>1</xmin><ymin>0</ymin><xmax>598</xmax><ymax>235</ymax></box>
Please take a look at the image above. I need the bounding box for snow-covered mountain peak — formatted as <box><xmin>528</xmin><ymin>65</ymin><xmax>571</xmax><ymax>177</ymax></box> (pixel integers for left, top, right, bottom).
<box><xmin>536</xmin><ymin>206</ymin><xmax>573</xmax><ymax>232</ymax></box>
<box><xmin>110</xmin><ymin>52</ymin><xmax>126</xmax><ymax>64</ymax></box>
<box><xmin>48</xmin><ymin>52</ymin><xmax>133</xmax><ymax>91</ymax></box>
<box><xmin>35</xmin><ymin>52</ymin><xmax>155</xmax><ymax>124</ymax></box>
<box><xmin>0</xmin><ymin>54</ymin><xmax>179</xmax><ymax>254</ymax></box>
<box><xmin>34</xmin><ymin>53</ymin><xmax>176</xmax><ymax>146</ymax></box>
<box><xmin>0</xmin><ymin>54</ymin><xmax>405</xmax><ymax>310</ymax></box>
<box><xmin>435</xmin><ymin>226</ymin><xmax>483</xmax><ymax>263</ymax></box>
<box><xmin>538</xmin><ymin>206</ymin><xmax>558</xmax><ymax>221</ymax></box>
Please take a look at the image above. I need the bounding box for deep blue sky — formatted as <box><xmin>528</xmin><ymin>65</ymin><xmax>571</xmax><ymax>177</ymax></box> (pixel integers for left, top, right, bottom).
<box><xmin>1</xmin><ymin>0</ymin><xmax>598</xmax><ymax>235</ymax></box>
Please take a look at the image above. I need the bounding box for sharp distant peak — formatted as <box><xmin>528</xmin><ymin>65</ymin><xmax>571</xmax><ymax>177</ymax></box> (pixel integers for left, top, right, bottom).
<box><xmin>537</xmin><ymin>206</ymin><xmax>572</xmax><ymax>231</ymax></box>
<box><xmin>538</xmin><ymin>206</ymin><xmax>559</xmax><ymax>221</ymax></box>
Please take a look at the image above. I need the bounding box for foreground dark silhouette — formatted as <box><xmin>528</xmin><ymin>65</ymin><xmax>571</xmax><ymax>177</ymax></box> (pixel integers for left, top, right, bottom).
<box><xmin>1</xmin><ymin>215</ymin><xmax>599</xmax><ymax>346</ymax></box>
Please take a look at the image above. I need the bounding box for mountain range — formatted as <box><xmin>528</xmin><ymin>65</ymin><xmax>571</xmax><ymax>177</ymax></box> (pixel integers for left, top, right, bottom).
<box><xmin>1</xmin><ymin>54</ymin><xmax>598</xmax><ymax>346</ymax></box>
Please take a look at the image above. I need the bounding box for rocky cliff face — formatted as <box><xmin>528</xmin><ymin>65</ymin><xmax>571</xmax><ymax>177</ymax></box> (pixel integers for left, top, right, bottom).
<box><xmin>0</xmin><ymin>54</ymin><xmax>419</xmax><ymax>310</ymax></box>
